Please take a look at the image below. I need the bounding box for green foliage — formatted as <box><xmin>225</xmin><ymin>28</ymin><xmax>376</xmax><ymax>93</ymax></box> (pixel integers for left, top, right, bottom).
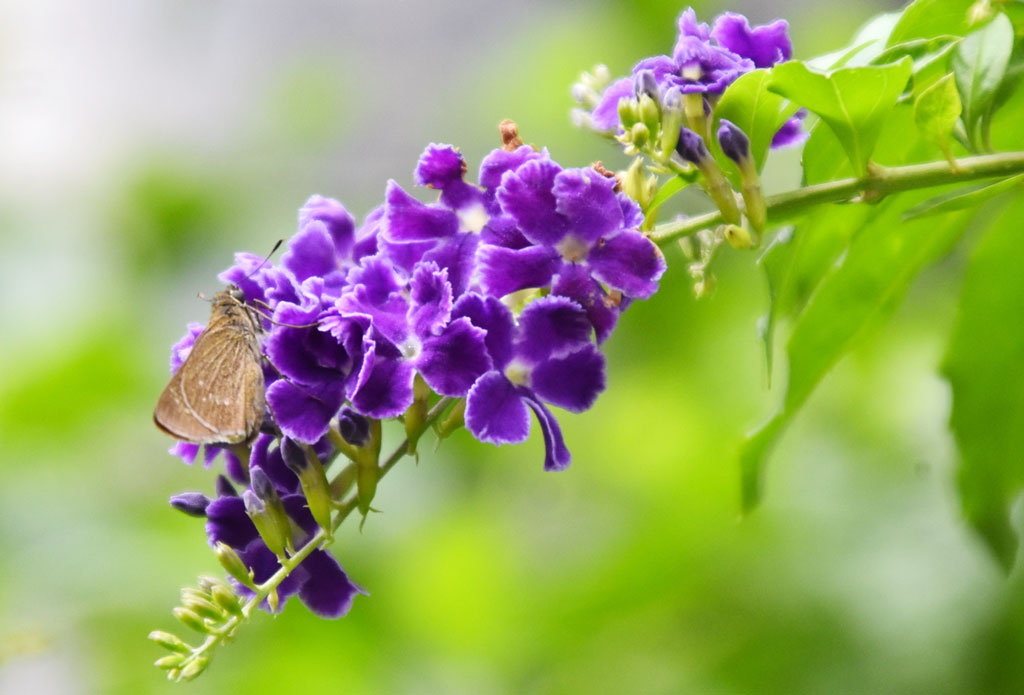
<box><xmin>769</xmin><ymin>59</ymin><xmax>913</xmax><ymax>175</ymax></box>
<box><xmin>914</xmin><ymin>72</ymin><xmax>963</xmax><ymax>159</ymax></box>
<box><xmin>743</xmin><ymin>192</ymin><xmax>973</xmax><ymax>510</ymax></box>
<box><xmin>943</xmin><ymin>195</ymin><xmax>1024</xmax><ymax>571</ymax></box>
<box><xmin>901</xmin><ymin>173</ymin><xmax>1024</xmax><ymax>219</ymax></box>
<box><xmin>714</xmin><ymin>70</ymin><xmax>800</xmax><ymax>172</ymax></box>
<box><xmin>953</xmin><ymin>12</ymin><xmax>1015</xmax><ymax>149</ymax></box>
<box><xmin>887</xmin><ymin>0</ymin><xmax>973</xmax><ymax>46</ymax></box>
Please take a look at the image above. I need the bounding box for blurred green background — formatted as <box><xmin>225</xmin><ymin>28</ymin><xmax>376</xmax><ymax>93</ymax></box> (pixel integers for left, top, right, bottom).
<box><xmin>3</xmin><ymin>1</ymin><xmax>1023</xmax><ymax>693</ymax></box>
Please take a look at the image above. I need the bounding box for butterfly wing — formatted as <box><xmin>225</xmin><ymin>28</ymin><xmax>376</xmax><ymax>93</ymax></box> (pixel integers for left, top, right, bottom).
<box><xmin>154</xmin><ymin>320</ymin><xmax>265</xmax><ymax>445</ymax></box>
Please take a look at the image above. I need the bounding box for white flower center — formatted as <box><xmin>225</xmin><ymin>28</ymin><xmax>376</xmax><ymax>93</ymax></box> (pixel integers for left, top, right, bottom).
<box><xmin>457</xmin><ymin>203</ymin><xmax>489</xmax><ymax>234</ymax></box>
<box><xmin>556</xmin><ymin>234</ymin><xmax>590</xmax><ymax>263</ymax></box>
<box><xmin>503</xmin><ymin>359</ymin><xmax>531</xmax><ymax>387</ymax></box>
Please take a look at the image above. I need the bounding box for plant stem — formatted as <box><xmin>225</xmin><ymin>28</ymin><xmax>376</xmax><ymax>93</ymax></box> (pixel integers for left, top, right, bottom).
<box><xmin>649</xmin><ymin>150</ymin><xmax>1024</xmax><ymax>245</ymax></box>
<box><xmin>183</xmin><ymin>397</ymin><xmax>455</xmax><ymax>672</ymax></box>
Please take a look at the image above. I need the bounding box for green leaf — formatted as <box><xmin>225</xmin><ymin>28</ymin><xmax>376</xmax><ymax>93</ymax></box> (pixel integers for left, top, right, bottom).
<box><xmin>914</xmin><ymin>73</ymin><xmax>962</xmax><ymax>157</ymax></box>
<box><xmin>757</xmin><ymin>205</ymin><xmax>870</xmax><ymax>380</ymax></box>
<box><xmin>901</xmin><ymin>173</ymin><xmax>1024</xmax><ymax>219</ymax></box>
<box><xmin>645</xmin><ymin>175</ymin><xmax>688</xmax><ymax>221</ymax></box>
<box><xmin>887</xmin><ymin>0</ymin><xmax>973</xmax><ymax>47</ymax></box>
<box><xmin>714</xmin><ymin>69</ymin><xmax>800</xmax><ymax>173</ymax></box>
<box><xmin>769</xmin><ymin>59</ymin><xmax>913</xmax><ymax>176</ymax></box>
<box><xmin>740</xmin><ymin>193</ymin><xmax>973</xmax><ymax>511</ymax></box>
<box><xmin>953</xmin><ymin>12</ymin><xmax>1014</xmax><ymax>146</ymax></box>
<box><xmin>943</xmin><ymin>195</ymin><xmax>1024</xmax><ymax>571</ymax></box>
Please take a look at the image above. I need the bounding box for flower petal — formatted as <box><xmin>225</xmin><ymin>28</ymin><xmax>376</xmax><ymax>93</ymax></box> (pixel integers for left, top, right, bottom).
<box><xmin>496</xmin><ymin>159</ymin><xmax>568</xmax><ymax>246</ymax></box>
<box><xmin>451</xmin><ymin>293</ymin><xmax>516</xmax><ymax>370</ymax></box>
<box><xmin>297</xmin><ymin>550</ymin><xmax>367</xmax><ymax>619</ymax></box>
<box><xmin>530</xmin><ymin>343</ymin><xmax>606</xmax><ymax>413</ymax></box>
<box><xmin>476</xmin><ymin>244</ymin><xmax>559</xmax><ymax>298</ymax></box>
<box><xmin>418</xmin><ymin>318</ymin><xmax>493</xmax><ymax>397</ymax></box>
<box><xmin>349</xmin><ymin>352</ymin><xmax>415</xmax><ymax>419</ymax></box>
<box><xmin>515</xmin><ymin>295</ymin><xmax>593</xmax><ymax>363</ymax></box>
<box><xmin>553</xmin><ymin>168</ymin><xmax>623</xmax><ymax>244</ymax></box>
<box><xmin>382</xmin><ymin>180</ymin><xmax>459</xmax><ymax>242</ymax></box>
<box><xmin>266</xmin><ymin>379</ymin><xmax>346</xmax><ymax>444</ymax></box>
<box><xmin>587</xmin><ymin>229</ymin><xmax>666</xmax><ymax>299</ymax></box>
<box><xmin>711</xmin><ymin>13</ymin><xmax>792</xmax><ymax>68</ymax></box>
<box><xmin>521</xmin><ymin>394</ymin><xmax>571</xmax><ymax>471</ymax></box>
<box><xmin>465</xmin><ymin>371</ymin><xmax>531</xmax><ymax>445</ymax></box>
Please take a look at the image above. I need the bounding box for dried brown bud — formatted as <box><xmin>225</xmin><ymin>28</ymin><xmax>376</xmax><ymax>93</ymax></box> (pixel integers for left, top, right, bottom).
<box><xmin>590</xmin><ymin>161</ymin><xmax>622</xmax><ymax>192</ymax></box>
<box><xmin>499</xmin><ymin>119</ymin><xmax>524</xmax><ymax>151</ymax></box>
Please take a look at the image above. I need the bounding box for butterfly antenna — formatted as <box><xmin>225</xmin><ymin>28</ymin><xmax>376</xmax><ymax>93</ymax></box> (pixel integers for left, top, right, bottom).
<box><xmin>243</xmin><ymin>239</ymin><xmax>285</xmax><ymax>282</ymax></box>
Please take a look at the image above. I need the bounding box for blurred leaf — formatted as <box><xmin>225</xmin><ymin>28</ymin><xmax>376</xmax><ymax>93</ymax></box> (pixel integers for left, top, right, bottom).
<box><xmin>801</xmin><ymin>119</ymin><xmax>856</xmax><ymax>185</ymax></box>
<box><xmin>645</xmin><ymin>174</ymin><xmax>688</xmax><ymax>222</ymax></box>
<box><xmin>953</xmin><ymin>13</ymin><xmax>1014</xmax><ymax>146</ymax></box>
<box><xmin>741</xmin><ymin>193</ymin><xmax>973</xmax><ymax>511</ymax></box>
<box><xmin>887</xmin><ymin>0</ymin><xmax>973</xmax><ymax>47</ymax></box>
<box><xmin>757</xmin><ymin>205</ymin><xmax>870</xmax><ymax>381</ymax></box>
<box><xmin>902</xmin><ymin>173</ymin><xmax>1024</xmax><ymax>219</ymax></box>
<box><xmin>769</xmin><ymin>59</ymin><xmax>913</xmax><ymax>175</ymax></box>
<box><xmin>914</xmin><ymin>73</ymin><xmax>963</xmax><ymax>158</ymax></box>
<box><xmin>813</xmin><ymin>12</ymin><xmax>902</xmax><ymax>69</ymax></box>
<box><xmin>714</xmin><ymin>70</ymin><xmax>800</xmax><ymax>172</ymax></box>
<box><xmin>943</xmin><ymin>195</ymin><xmax>1024</xmax><ymax>571</ymax></box>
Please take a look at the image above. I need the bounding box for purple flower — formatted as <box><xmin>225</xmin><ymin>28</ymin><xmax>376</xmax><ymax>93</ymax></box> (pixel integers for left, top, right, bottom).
<box><xmin>461</xmin><ymin>295</ymin><xmax>606</xmax><ymax>471</ymax></box>
<box><xmin>479</xmin><ymin>160</ymin><xmax>665</xmax><ymax>342</ymax></box>
<box><xmin>337</xmin><ymin>258</ymin><xmax>491</xmax><ymax>418</ymax></box>
<box><xmin>205</xmin><ymin>484</ymin><xmax>366</xmax><ymax>618</ymax></box>
<box><xmin>588</xmin><ymin>7</ymin><xmax>796</xmax><ymax>146</ymax></box>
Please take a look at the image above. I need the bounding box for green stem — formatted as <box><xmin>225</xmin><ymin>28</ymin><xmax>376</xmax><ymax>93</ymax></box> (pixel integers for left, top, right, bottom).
<box><xmin>182</xmin><ymin>397</ymin><xmax>455</xmax><ymax>673</ymax></box>
<box><xmin>649</xmin><ymin>151</ymin><xmax>1024</xmax><ymax>246</ymax></box>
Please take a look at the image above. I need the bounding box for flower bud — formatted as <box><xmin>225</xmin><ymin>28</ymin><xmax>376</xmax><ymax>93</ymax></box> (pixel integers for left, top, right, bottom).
<box><xmin>181</xmin><ymin>592</ymin><xmax>223</xmax><ymax>621</ymax></box>
<box><xmin>675</xmin><ymin>127</ymin><xmax>711</xmax><ymax>165</ymax></box>
<box><xmin>723</xmin><ymin>224</ymin><xmax>753</xmax><ymax>249</ymax></box>
<box><xmin>243</xmin><ymin>489</ymin><xmax>289</xmax><ymax>558</ymax></box>
<box><xmin>169</xmin><ymin>492</ymin><xmax>210</xmax><ymax>518</ymax></box>
<box><xmin>214</xmin><ymin>541</ymin><xmax>256</xmax><ymax>589</ymax></box>
<box><xmin>634</xmin><ymin>69</ymin><xmax>659</xmax><ymax>101</ymax></box>
<box><xmin>172</xmin><ymin>606</ymin><xmax>207</xmax><ymax>634</ymax></box>
<box><xmin>215</xmin><ymin>475</ymin><xmax>238</xmax><ymax>498</ymax></box>
<box><xmin>337</xmin><ymin>407</ymin><xmax>371</xmax><ymax>448</ymax></box>
<box><xmin>638</xmin><ymin>93</ymin><xmax>661</xmax><ymax>135</ymax></box>
<box><xmin>155</xmin><ymin>654</ymin><xmax>186</xmax><ymax>670</ymax></box>
<box><xmin>437</xmin><ymin>399</ymin><xmax>467</xmax><ymax>439</ymax></box>
<box><xmin>211</xmin><ymin>582</ymin><xmax>243</xmax><ymax>616</ymax></box>
<box><xmin>179</xmin><ymin>655</ymin><xmax>209</xmax><ymax>681</ymax></box>
<box><xmin>629</xmin><ymin>122</ymin><xmax>650</xmax><ymax>149</ymax></box>
<box><xmin>618</xmin><ymin>97</ymin><xmax>639</xmax><ymax>129</ymax></box>
<box><xmin>281</xmin><ymin>438</ymin><xmax>333</xmax><ymax>537</ymax></box>
<box><xmin>148</xmin><ymin>630</ymin><xmax>191</xmax><ymax>653</ymax></box>
<box><xmin>717</xmin><ymin>120</ymin><xmax>751</xmax><ymax>165</ymax></box>
<box><xmin>248</xmin><ymin>467</ymin><xmax>294</xmax><ymax>554</ymax></box>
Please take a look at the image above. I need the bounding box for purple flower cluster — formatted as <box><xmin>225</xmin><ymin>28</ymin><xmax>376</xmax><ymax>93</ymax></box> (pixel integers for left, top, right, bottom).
<box><xmin>167</xmin><ymin>141</ymin><xmax>665</xmax><ymax>615</ymax></box>
<box><xmin>590</xmin><ymin>7</ymin><xmax>803</xmax><ymax>147</ymax></box>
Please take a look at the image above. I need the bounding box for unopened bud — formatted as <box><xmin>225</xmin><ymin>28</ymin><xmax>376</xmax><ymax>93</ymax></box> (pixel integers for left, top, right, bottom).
<box><xmin>717</xmin><ymin>120</ymin><xmax>751</xmax><ymax>165</ymax></box>
<box><xmin>181</xmin><ymin>593</ymin><xmax>223</xmax><ymax>621</ymax></box>
<box><xmin>337</xmin><ymin>407</ymin><xmax>371</xmax><ymax>448</ymax></box>
<box><xmin>634</xmin><ymin>69</ymin><xmax>659</xmax><ymax>100</ymax></box>
<box><xmin>618</xmin><ymin>97</ymin><xmax>639</xmax><ymax>129</ymax></box>
<box><xmin>172</xmin><ymin>606</ymin><xmax>207</xmax><ymax>634</ymax></box>
<box><xmin>178</xmin><ymin>655</ymin><xmax>209</xmax><ymax>681</ymax></box>
<box><xmin>437</xmin><ymin>399</ymin><xmax>467</xmax><ymax>439</ymax></box>
<box><xmin>169</xmin><ymin>492</ymin><xmax>210</xmax><ymax>518</ymax></box>
<box><xmin>675</xmin><ymin>127</ymin><xmax>710</xmax><ymax>165</ymax></box>
<box><xmin>211</xmin><ymin>583</ymin><xmax>243</xmax><ymax>616</ymax></box>
<box><xmin>148</xmin><ymin>630</ymin><xmax>191</xmax><ymax>653</ymax></box>
<box><xmin>723</xmin><ymin>224</ymin><xmax>753</xmax><ymax>249</ymax></box>
<box><xmin>243</xmin><ymin>489</ymin><xmax>289</xmax><ymax>558</ymax></box>
<box><xmin>281</xmin><ymin>439</ymin><xmax>333</xmax><ymax>536</ymax></box>
<box><xmin>249</xmin><ymin>466</ymin><xmax>278</xmax><ymax>504</ymax></box>
<box><xmin>267</xmin><ymin>588</ymin><xmax>280</xmax><ymax>614</ymax></box>
<box><xmin>630</xmin><ymin>122</ymin><xmax>650</xmax><ymax>149</ymax></box>
<box><xmin>154</xmin><ymin>654</ymin><xmax>185</xmax><ymax>670</ymax></box>
<box><xmin>215</xmin><ymin>475</ymin><xmax>238</xmax><ymax>498</ymax></box>
<box><xmin>214</xmin><ymin>541</ymin><xmax>256</xmax><ymax>589</ymax></box>
<box><xmin>638</xmin><ymin>93</ymin><xmax>661</xmax><ymax>134</ymax></box>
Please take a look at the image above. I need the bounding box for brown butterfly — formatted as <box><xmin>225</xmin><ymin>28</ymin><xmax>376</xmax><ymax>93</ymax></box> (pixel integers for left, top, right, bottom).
<box><xmin>154</xmin><ymin>285</ymin><xmax>266</xmax><ymax>445</ymax></box>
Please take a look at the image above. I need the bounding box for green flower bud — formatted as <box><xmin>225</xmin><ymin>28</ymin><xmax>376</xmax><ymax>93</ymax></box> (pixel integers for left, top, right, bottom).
<box><xmin>618</xmin><ymin>97</ymin><xmax>639</xmax><ymax>129</ymax></box>
<box><xmin>638</xmin><ymin>93</ymin><xmax>661</xmax><ymax>134</ymax></box>
<box><xmin>182</xmin><ymin>593</ymin><xmax>224</xmax><ymax>622</ymax></box>
<box><xmin>281</xmin><ymin>439</ymin><xmax>334</xmax><ymax>537</ymax></box>
<box><xmin>211</xmin><ymin>583</ymin><xmax>243</xmax><ymax>616</ymax></box>
<box><xmin>148</xmin><ymin>631</ymin><xmax>191</xmax><ymax>654</ymax></box>
<box><xmin>724</xmin><ymin>224</ymin><xmax>753</xmax><ymax>250</ymax></box>
<box><xmin>154</xmin><ymin>654</ymin><xmax>185</xmax><ymax>670</ymax></box>
<box><xmin>267</xmin><ymin>588</ymin><xmax>280</xmax><ymax>614</ymax></box>
<box><xmin>179</xmin><ymin>655</ymin><xmax>209</xmax><ymax>681</ymax></box>
<box><xmin>630</xmin><ymin>122</ymin><xmax>650</xmax><ymax>149</ymax></box>
<box><xmin>172</xmin><ymin>606</ymin><xmax>208</xmax><ymax>634</ymax></box>
<box><xmin>437</xmin><ymin>398</ymin><xmax>467</xmax><ymax>439</ymax></box>
<box><xmin>214</xmin><ymin>541</ymin><xmax>256</xmax><ymax>589</ymax></box>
